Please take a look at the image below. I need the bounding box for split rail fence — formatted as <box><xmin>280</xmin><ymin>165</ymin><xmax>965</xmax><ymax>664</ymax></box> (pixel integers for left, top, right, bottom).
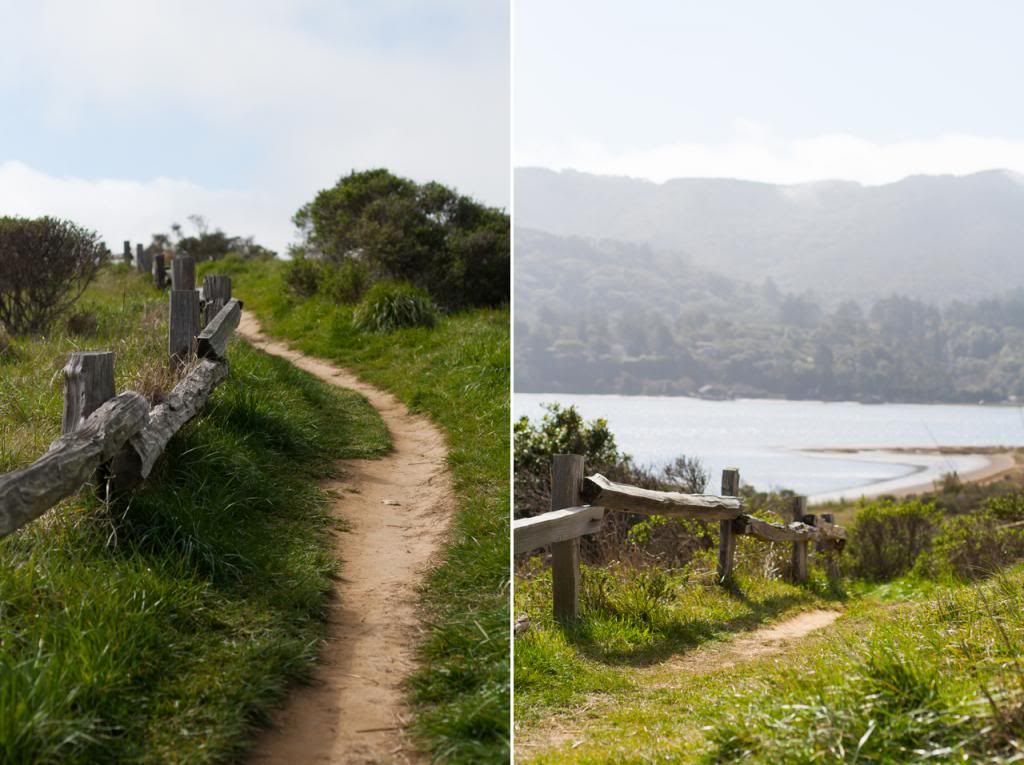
<box><xmin>0</xmin><ymin>254</ymin><xmax>242</xmax><ymax>538</ymax></box>
<box><xmin>514</xmin><ymin>454</ymin><xmax>848</xmax><ymax>622</ymax></box>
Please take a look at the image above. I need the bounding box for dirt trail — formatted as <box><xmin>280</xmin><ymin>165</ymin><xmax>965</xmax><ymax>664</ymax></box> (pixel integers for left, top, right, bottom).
<box><xmin>237</xmin><ymin>313</ymin><xmax>454</xmax><ymax>765</ymax></box>
<box><xmin>516</xmin><ymin>609</ymin><xmax>842</xmax><ymax>761</ymax></box>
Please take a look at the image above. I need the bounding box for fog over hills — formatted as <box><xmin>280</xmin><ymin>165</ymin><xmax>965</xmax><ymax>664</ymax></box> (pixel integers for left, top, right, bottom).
<box><xmin>516</xmin><ymin>167</ymin><xmax>1024</xmax><ymax>305</ymax></box>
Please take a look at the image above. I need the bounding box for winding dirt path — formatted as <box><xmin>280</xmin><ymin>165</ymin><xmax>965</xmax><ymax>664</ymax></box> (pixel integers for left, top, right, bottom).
<box><xmin>237</xmin><ymin>314</ymin><xmax>454</xmax><ymax>765</ymax></box>
<box><xmin>516</xmin><ymin>608</ymin><xmax>842</xmax><ymax>761</ymax></box>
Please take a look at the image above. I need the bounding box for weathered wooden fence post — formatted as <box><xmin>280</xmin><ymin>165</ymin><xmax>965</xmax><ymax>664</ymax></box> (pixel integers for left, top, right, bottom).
<box><xmin>550</xmin><ymin>454</ymin><xmax>584</xmax><ymax>623</ymax></box>
<box><xmin>717</xmin><ymin>467</ymin><xmax>740</xmax><ymax>583</ymax></box>
<box><xmin>153</xmin><ymin>253</ymin><xmax>167</xmax><ymax>289</ymax></box>
<box><xmin>136</xmin><ymin>244</ymin><xmax>144</xmax><ymax>271</ymax></box>
<box><xmin>122</xmin><ymin>240</ymin><xmax>132</xmax><ymax>265</ymax></box>
<box><xmin>62</xmin><ymin>351</ymin><xmax>115</xmax><ymax>434</ymax></box>
<box><xmin>202</xmin><ymin>275</ymin><xmax>232</xmax><ymax>327</ymax></box>
<box><xmin>169</xmin><ymin>256</ymin><xmax>200</xmax><ymax>368</ymax></box>
<box><xmin>789</xmin><ymin>495</ymin><xmax>810</xmax><ymax>583</ymax></box>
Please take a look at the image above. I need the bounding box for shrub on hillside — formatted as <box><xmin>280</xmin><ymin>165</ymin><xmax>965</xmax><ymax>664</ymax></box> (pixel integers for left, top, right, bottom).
<box><xmin>916</xmin><ymin>510</ymin><xmax>1024</xmax><ymax>581</ymax></box>
<box><xmin>65</xmin><ymin>309</ymin><xmax>99</xmax><ymax>336</ymax></box>
<box><xmin>847</xmin><ymin>499</ymin><xmax>943</xmax><ymax>580</ymax></box>
<box><xmin>352</xmin><ymin>281</ymin><xmax>436</xmax><ymax>333</ymax></box>
<box><xmin>284</xmin><ymin>254</ymin><xmax>321</xmax><ymax>297</ymax></box>
<box><xmin>0</xmin><ymin>216</ymin><xmax>104</xmax><ymax>334</ymax></box>
<box><xmin>322</xmin><ymin>258</ymin><xmax>371</xmax><ymax>304</ymax></box>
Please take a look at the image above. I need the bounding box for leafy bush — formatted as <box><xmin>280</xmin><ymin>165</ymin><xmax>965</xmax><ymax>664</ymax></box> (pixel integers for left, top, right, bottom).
<box><xmin>0</xmin><ymin>216</ymin><xmax>105</xmax><ymax>334</ymax></box>
<box><xmin>283</xmin><ymin>254</ymin><xmax>321</xmax><ymax>297</ymax></box>
<box><xmin>65</xmin><ymin>309</ymin><xmax>99</xmax><ymax>336</ymax></box>
<box><xmin>916</xmin><ymin>511</ymin><xmax>1024</xmax><ymax>581</ymax></box>
<box><xmin>847</xmin><ymin>500</ymin><xmax>943</xmax><ymax>580</ymax></box>
<box><xmin>352</xmin><ymin>280</ymin><xmax>437</xmax><ymax>333</ymax></box>
<box><xmin>321</xmin><ymin>258</ymin><xmax>371</xmax><ymax>304</ymax></box>
<box><xmin>513</xmin><ymin>403</ymin><xmax>621</xmax><ymax>476</ymax></box>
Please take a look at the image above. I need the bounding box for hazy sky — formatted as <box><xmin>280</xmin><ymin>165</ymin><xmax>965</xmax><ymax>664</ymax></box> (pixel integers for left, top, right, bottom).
<box><xmin>0</xmin><ymin>0</ymin><xmax>509</xmax><ymax>253</ymax></box>
<box><xmin>515</xmin><ymin>0</ymin><xmax>1024</xmax><ymax>185</ymax></box>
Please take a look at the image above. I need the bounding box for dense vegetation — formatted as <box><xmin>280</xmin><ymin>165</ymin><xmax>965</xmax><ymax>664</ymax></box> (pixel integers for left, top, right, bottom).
<box><xmin>516</xmin><ymin>228</ymin><xmax>1024</xmax><ymax>402</ymax></box>
<box><xmin>203</xmin><ymin>257</ymin><xmax>510</xmax><ymax>763</ymax></box>
<box><xmin>0</xmin><ymin>216</ymin><xmax>105</xmax><ymax>334</ymax></box>
<box><xmin>288</xmin><ymin>168</ymin><xmax>509</xmax><ymax>311</ymax></box>
<box><xmin>514</xmin><ymin>407</ymin><xmax>1024</xmax><ymax>763</ymax></box>
<box><xmin>0</xmin><ymin>267</ymin><xmax>389</xmax><ymax>763</ymax></box>
<box><xmin>142</xmin><ymin>214</ymin><xmax>276</xmax><ymax>264</ymax></box>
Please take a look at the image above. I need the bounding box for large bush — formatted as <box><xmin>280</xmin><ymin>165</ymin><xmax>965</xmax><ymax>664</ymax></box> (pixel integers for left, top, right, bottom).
<box><xmin>352</xmin><ymin>280</ymin><xmax>437</xmax><ymax>333</ymax></box>
<box><xmin>847</xmin><ymin>499</ymin><xmax>944</xmax><ymax>580</ymax></box>
<box><xmin>293</xmin><ymin>169</ymin><xmax>509</xmax><ymax>310</ymax></box>
<box><xmin>0</xmin><ymin>216</ymin><xmax>104</xmax><ymax>334</ymax></box>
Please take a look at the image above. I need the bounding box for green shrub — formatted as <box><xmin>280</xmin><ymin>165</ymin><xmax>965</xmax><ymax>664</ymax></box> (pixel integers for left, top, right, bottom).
<box><xmin>321</xmin><ymin>258</ymin><xmax>371</xmax><ymax>304</ymax></box>
<box><xmin>916</xmin><ymin>511</ymin><xmax>1024</xmax><ymax>581</ymax></box>
<box><xmin>847</xmin><ymin>499</ymin><xmax>943</xmax><ymax>580</ymax></box>
<box><xmin>352</xmin><ymin>281</ymin><xmax>437</xmax><ymax>333</ymax></box>
<box><xmin>283</xmin><ymin>254</ymin><xmax>321</xmax><ymax>297</ymax></box>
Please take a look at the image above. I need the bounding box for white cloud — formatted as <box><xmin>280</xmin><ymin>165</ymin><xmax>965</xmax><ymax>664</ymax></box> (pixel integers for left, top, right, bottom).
<box><xmin>0</xmin><ymin>161</ymin><xmax>290</xmax><ymax>253</ymax></box>
<box><xmin>516</xmin><ymin>127</ymin><xmax>1024</xmax><ymax>186</ymax></box>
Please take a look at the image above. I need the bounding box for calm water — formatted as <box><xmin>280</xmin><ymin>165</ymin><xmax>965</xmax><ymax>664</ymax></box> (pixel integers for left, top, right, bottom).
<box><xmin>515</xmin><ymin>394</ymin><xmax>1024</xmax><ymax>501</ymax></box>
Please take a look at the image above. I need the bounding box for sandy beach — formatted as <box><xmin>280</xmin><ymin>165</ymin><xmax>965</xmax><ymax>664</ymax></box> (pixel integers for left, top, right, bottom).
<box><xmin>806</xmin><ymin>447</ymin><xmax>1020</xmax><ymax>504</ymax></box>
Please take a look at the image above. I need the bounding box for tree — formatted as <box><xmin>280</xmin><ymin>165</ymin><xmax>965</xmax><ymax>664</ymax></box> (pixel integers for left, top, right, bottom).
<box><xmin>293</xmin><ymin>169</ymin><xmax>509</xmax><ymax>309</ymax></box>
<box><xmin>0</xmin><ymin>217</ymin><xmax>105</xmax><ymax>334</ymax></box>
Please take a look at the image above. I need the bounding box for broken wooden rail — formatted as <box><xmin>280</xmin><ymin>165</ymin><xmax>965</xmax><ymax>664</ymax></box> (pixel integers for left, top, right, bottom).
<box><xmin>0</xmin><ymin>262</ymin><xmax>241</xmax><ymax>539</ymax></box>
<box><xmin>513</xmin><ymin>454</ymin><xmax>848</xmax><ymax>622</ymax></box>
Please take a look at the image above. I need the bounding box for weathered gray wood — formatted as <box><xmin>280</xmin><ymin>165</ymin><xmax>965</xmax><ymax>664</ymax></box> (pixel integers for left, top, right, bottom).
<box><xmin>717</xmin><ymin>468</ymin><xmax>740</xmax><ymax>583</ymax></box>
<box><xmin>0</xmin><ymin>392</ymin><xmax>150</xmax><ymax>537</ymax></box>
<box><xmin>169</xmin><ymin>290</ymin><xmax>201</xmax><ymax>367</ymax></box>
<box><xmin>202</xmin><ymin>275</ymin><xmax>232</xmax><ymax>327</ymax></box>
<box><xmin>138</xmin><ymin>246</ymin><xmax>152</xmax><ymax>274</ymax></box>
<box><xmin>62</xmin><ymin>351</ymin><xmax>115</xmax><ymax>434</ymax></box>
<box><xmin>171</xmin><ymin>255</ymin><xmax>196</xmax><ymax>291</ymax></box>
<box><xmin>153</xmin><ymin>253</ymin><xmax>167</xmax><ymax>289</ymax></box>
<box><xmin>551</xmin><ymin>454</ymin><xmax>584</xmax><ymax>623</ymax></box>
<box><xmin>110</xmin><ymin>358</ymin><xmax>229</xmax><ymax>493</ymax></box>
<box><xmin>789</xmin><ymin>496</ymin><xmax>809</xmax><ymax>583</ymax></box>
<box><xmin>819</xmin><ymin>513</ymin><xmax>841</xmax><ymax>578</ymax></box>
<box><xmin>738</xmin><ymin>515</ymin><xmax>819</xmax><ymax>543</ymax></box>
<box><xmin>582</xmin><ymin>474</ymin><xmax>742</xmax><ymax>520</ymax></box>
<box><xmin>123</xmin><ymin>240</ymin><xmax>131</xmax><ymax>264</ymax></box>
<box><xmin>514</xmin><ymin>506</ymin><xmax>604</xmax><ymax>555</ymax></box>
<box><xmin>136</xmin><ymin>244</ymin><xmax>144</xmax><ymax>269</ymax></box>
<box><xmin>197</xmin><ymin>299</ymin><xmax>242</xmax><ymax>360</ymax></box>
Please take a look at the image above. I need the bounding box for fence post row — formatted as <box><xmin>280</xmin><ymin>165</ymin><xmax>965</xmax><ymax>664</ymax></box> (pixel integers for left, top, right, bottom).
<box><xmin>550</xmin><ymin>454</ymin><xmax>585</xmax><ymax>623</ymax></box>
<box><xmin>717</xmin><ymin>467</ymin><xmax>740</xmax><ymax>583</ymax></box>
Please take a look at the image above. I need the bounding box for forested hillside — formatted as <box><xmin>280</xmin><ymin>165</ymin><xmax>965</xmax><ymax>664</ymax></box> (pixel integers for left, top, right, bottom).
<box><xmin>515</xmin><ymin>228</ymin><xmax>1024</xmax><ymax>402</ymax></box>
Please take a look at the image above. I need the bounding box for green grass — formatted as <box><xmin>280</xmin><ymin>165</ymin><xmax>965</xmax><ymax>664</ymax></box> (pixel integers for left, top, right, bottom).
<box><xmin>0</xmin><ymin>265</ymin><xmax>389</xmax><ymax>763</ymax></box>
<box><xmin>200</xmin><ymin>257</ymin><xmax>510</xmax><ymax>763</ymax></box>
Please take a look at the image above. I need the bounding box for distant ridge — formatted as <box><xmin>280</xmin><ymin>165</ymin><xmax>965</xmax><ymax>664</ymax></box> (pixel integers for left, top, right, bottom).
<box><xmin>515</xmin><ymin>167</ymin><xmax>1024</xmax><ymax>304</ymax></box>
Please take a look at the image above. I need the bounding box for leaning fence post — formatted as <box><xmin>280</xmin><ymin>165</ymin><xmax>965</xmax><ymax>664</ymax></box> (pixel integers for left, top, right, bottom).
<box><xmin>202</xmin><ymin>275</ymin><xmax>232</xmax><ymax>327</ymax></box>
<box><xmin>717</xmin><ymin>467</ymin><xmax>740</xmax><ymax>583</ymax></box>
<box><xmin>789</xmin><ymin>496</ymin><xmax>810</xmax><ymax>583</ymax></box>
<box><xmin>550</xmin><ymin>454</ymin><xmax>584</xmax><ymax>623</ymax></box>
<box><xmin>62</xmin><ymin>351</ymin><xmax>115</xmax><ymax>434</ymax></box>
<box><xmin>153</xmin><ymin>253</ymin><xmax>167</xmax><ymax>289</ymax></box>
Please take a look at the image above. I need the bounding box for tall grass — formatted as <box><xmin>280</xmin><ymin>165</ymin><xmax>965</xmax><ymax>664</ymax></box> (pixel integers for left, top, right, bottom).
<box><xmin>0</xmin><ymin>265</ymin><xmax>389</xmax><ymax>762</ymax></box>
<box><xmin>199</xmin><ymin>257</ymin><xmax>510</xmax><ymax>763</ymax></box>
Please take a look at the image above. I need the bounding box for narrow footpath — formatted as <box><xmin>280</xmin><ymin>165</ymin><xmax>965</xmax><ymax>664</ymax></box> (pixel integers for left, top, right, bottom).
<box><xmin>238</xmin><ymin>313</ymin><xmax>454</xmax><ymax>764</ymax></box>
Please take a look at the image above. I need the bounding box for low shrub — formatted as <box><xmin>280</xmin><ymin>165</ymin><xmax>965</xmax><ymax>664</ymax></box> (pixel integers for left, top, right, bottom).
<box><xmin>352</xmin><ymin>281</ymin><xmax>436</xmax><ymax>333</ymax></box>
<box><xmin>847</xmin><ymin>499</ymin><xmax>943</xmax><ymax>580</ymax></box>
<box><xmin>283</xmin><ymin>254</ymin><xmax>321</xmax><ymax>297</ymax></box>
<box><xmin>916</xmin><ymin>511</ymin><xmax>1024</xmax><ymax>581</ymax></box>
<box><xmin>65</xmin><ymin>309</ymin><xmax>99</xmax><ymax>336</ymax></box>
<box><xmin>321</xmin><ymin>258</ymin><xmax>371</xmax><ymax>304</ymax></box>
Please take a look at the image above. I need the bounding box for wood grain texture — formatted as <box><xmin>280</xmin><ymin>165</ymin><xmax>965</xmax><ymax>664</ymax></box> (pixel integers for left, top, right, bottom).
<box><xmin>171</xmin><ymin>255</ymin><xmax>196</xmax><ymax>291</ymax></box>
<box><xmin>789</xmin><ymin>496</ymin><xmax>809</xmax><ymax>582</ymax></box>
<box><xmin>583</xmin><ymin>473</ymin><xmax>743</xmax><ymax>520</ymax></box>
<box><xmin>202</xmin><ymin>275</ymin><xmax>232</xmax><ymax>327</ymax></box>
<box><xmin>111</xmin><ymin>358</ymin><xmax>229</xmax><ymax>493</ymax></box>
<box><xmin>197</xmin><ymin>299</ymin><xmax>242</xmax><ymax>360</ymax></box>
<box><xmin>61</xmin><ymin>351</ymin><xmax>115</xmax><ymax>435</ymax></box>
<box><xmin>169</xmin><ymin>290</ymin><xmax>201</xmax><ymax>367</ymax></box>
<box><xmin>0</xmin><ymin>392</ymin><xmax>150</xmax><ymax>537</ymax></box>
<box><xmin>717</xmin><ymin>467</ymin><xmax>740</xmax><ymax>582</ymax></box>
<box><xmin>513</xmin><ymin>505</ymin><xmax>604</xmax><ymax>555</ymax></box>
<box><xmin>550</xmin><ymin>454</ymin><xmax>584</xmax><ymax>623</ymax></box>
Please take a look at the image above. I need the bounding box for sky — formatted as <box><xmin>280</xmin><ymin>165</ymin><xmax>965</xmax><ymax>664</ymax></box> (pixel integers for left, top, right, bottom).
<box><xmin>514</xmin><ymin>0</ymin><xmax>1024</xmax><ymax>185</ymax></box>
<box><xmin>0</xmin><ymin>0</ymin><xmax>509</xmax><ymax>253</ymax></box>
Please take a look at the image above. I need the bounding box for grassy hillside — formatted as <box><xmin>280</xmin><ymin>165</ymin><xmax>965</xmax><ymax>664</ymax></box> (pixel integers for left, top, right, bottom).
<box><xmin>200</xmin><ymin>257</ymin><xmax>510</xmax><ymax>763</ymax></box>
<box><xmin>0</xmin><ymin>266</ymin><xmax>390</xmax><ymax>762</ymax></box>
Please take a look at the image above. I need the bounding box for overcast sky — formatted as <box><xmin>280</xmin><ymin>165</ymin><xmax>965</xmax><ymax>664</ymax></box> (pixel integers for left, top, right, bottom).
<box><xmin>0</xmin><ymin>0</ymin><xmax>508</xmax><ymax>253</ymax></box>
<box><xmin>515</xmin><ymin>0</ymin><xmax>1024</xmax><ymax>185</ymax></box>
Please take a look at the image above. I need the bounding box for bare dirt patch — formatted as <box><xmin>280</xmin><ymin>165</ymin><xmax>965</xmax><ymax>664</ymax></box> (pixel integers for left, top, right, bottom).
<box><xmin>238</xmin><ymin>313</ymin><xmax>454</xmax><ymax>765</ymax></box>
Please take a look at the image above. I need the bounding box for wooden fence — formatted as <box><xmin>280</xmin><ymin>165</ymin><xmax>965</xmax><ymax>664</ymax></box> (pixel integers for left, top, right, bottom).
<box><xmin>514</xmin><ymin>454</ymin><xmax>848</xmax><ymax>622</ymax></box>
<box><xmin>0</xmin><ymin>255</ymin><xmax>242</xmax><ymax>538</ymax></box>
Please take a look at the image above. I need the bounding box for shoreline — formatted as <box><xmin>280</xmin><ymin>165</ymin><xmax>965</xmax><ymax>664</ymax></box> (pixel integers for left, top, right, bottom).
<box><xmin>806</xmin><ymin>448</ymin><xmax>1020</xmax><ymax>505</ymax></box>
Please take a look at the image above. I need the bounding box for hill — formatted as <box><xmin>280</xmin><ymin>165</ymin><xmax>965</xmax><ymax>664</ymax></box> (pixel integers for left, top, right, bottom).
<box><xmin>515</xmin><ymin>167</ymin><xmax>1024</xmax><ymax>305</ymax></box>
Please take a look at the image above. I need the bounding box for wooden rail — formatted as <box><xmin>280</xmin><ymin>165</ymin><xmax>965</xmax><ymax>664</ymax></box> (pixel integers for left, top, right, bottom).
<box><xmin>0</xmin><ymin>262</ymin><xmax>242</xmax><ymax>538</ymax></box>
<box><xmin>514</xmin><ymin>454</ymin><xmax>848</xmax><ymax>622</ymax></box>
